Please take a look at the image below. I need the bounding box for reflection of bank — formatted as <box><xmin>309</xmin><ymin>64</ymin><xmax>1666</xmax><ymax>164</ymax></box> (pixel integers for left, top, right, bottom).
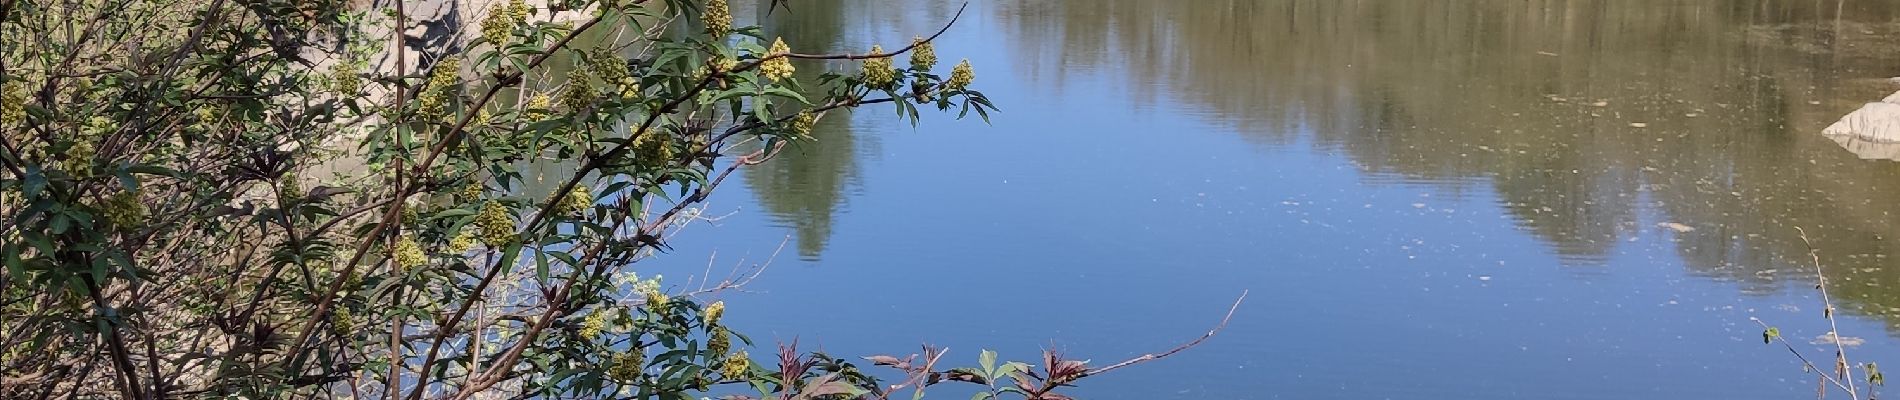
<box><xmin>1823</xmin><ymin>90</ymin><xmax>1900</xmax><ymax>161</ymax></box>
<box><xmin>1826</xmin><ymin>134</ymin><xmax>1900</xmax><ymax>161</ymax></box>
<box><xmin>987</xmin><ymin>0</ymin><xmax>1900</xmax><ymax>331</ymax></box>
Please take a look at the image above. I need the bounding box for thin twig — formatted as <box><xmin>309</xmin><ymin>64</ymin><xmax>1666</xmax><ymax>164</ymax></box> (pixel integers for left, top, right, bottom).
<box><xmin>1753</xmin><ymin>317</ymin><xmax>1859</xmax><ymax>395</ymax></box>
<box><xmin>1085</xmin><ymin>290</ymin><xmax>1247</xmax><ymax>376</ymax></box>
<box><xmin>781</xmin><ymin>3</ymin><xmax>967</xmax><ymax>60</ymax></box>
<box><xmin>1799</xmin><ymin>227</ymin><xmax>1860</xmax><ymax>400</ymax></box>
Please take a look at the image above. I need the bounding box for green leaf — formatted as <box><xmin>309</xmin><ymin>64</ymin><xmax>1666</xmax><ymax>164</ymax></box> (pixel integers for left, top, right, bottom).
<box><xmin>4</xmin><ymin>243</ymin><xmax>25</xmax><ymax>280</ymax></box>
<box><xmin>431</xmin><ymin>208</ymin><xmax>477</xmax><ymax>220</ymax></box>
<box><xmin>534</xmin><ymin>246</ymin><xmax>550</xmax><ymax>282</ymax></box>
<box><xmin>762</xmin><ymin>87</ymin><xmax>809</xmax><ymax>104</ymax></box>
<box><xmin>997</xmin><ymin>361</ymin><xmax>1029</xmax><ymax>378</ymax></box>
<box><xmin>496</xmin><ymin>242</ymin><xmax>525</xmax><ymax>276</ymax></box>
<box><xmin>48</xmin><ymin>213</ymin><xmax>70</xmax><ymax>234</ymax></box>
<box><xmin>124</xmin><ymin>164</ymin><xmax>180</xmax><ymax>177</ymax></box>
<box><xmin>979</xmin><ymin>349</ymin><xmax>997</xmax><ymax>377</ymax></box>
<box><xmin>90</xmin><ymin>256</ymin><xmax>109</xmax><ymax>283</ymax></box>
<box><xmin>114</xmin><ymin>168</ymin><xmax>139</xmax><ymax>191</ymax></box>
<box><xmin>22</xmin><ymin>165</ymin><xmax>46</xmax><ymax>199</ymax></box>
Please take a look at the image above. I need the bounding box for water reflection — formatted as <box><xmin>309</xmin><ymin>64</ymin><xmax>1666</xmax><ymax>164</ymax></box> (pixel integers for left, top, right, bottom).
<box><xmin>740</xmin><ymin>0</ymin><xmax>868</xmax><ymax>259</ymax></box>
<box><xmin>986</xmin><ymin>0</ymin><xmax>1900</xmax><ymax>329</ymax></box>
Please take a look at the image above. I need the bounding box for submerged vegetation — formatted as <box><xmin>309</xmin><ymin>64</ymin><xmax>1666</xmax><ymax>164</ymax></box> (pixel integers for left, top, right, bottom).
<box><xmin>0</xmin><ymin>0</ymin><xmax>1240</xmax><ymax>398</ymax></box>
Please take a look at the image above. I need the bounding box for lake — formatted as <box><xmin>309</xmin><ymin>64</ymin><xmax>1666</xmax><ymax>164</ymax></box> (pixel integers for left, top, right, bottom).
<box><xmin>654</xmin><ymin>1</ymin><xmax>1900</xmax><ymax>398</ymax></box>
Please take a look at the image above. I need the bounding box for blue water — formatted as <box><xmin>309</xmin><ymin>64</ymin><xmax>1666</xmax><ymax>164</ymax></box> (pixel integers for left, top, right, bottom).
<box><xmin>654</xmin><ymin>2</ymin><xmax>1900</xmax><ymax>398</ymax></box>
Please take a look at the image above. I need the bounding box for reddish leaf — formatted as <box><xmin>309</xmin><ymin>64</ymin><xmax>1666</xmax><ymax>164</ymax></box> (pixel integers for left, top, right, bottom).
<box><xmin>942</xmin><ymin>367</ymin><xmax>987</xmax><ymax>384</ymax></box>
<box><xmin>1012</xmin><ymin>372</ymin><xmax>1039</xmax><ymax>393</ymax></box>
<box><xmin>862</xmin><ymin>355</ymin><xmax>903</xmax><ymax>366</ymax></box>
<box><xmin>792</xmin><ymin>373</ymin><xmax>863</xmax><ymax>400</ymax></box>
<box><xmin>1050</xmin><ymin>360</ymin><xmax>1089</xmax><ymax>384</ymax></box>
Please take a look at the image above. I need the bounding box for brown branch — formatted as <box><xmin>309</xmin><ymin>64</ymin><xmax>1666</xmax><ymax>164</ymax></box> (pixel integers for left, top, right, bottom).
<box><xmin>386</xmin><ymin>0</ymin><xmax>413</xmax><ymax>397</ymax></box>
<box><xmin>780</xmin><ymin>3</ymin><xmax>966</xmax><ymax>60</ymax></box>
<box><xmin>280</xmin><ymin>10</ymin><xmax>612</xmax><ymax>379</ymax></box>
<box><xmin>414</xmin><ymin>7</ymin><xmax>968</xmax><ymax>393</ymax></box>
<box><xmin>1083</xmin><ymin>290</ymin><xmax>1247</xmax><ymax>377</ymax></box>
<box><xmin>304</xmin><ymin>2</ymin><xmax>966</xmax><ymax>397</ymax></box>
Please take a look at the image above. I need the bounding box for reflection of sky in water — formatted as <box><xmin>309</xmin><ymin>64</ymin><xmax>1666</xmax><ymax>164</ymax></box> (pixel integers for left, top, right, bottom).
<box><xmin>644</xmin><ymin>1</ymin><xmax>1900</xmax><ymax>399</ymax></box>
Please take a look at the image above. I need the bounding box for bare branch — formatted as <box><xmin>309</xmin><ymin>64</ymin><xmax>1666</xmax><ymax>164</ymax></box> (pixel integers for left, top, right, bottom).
<box><xmin>780</xmin><ymin>3</ymin><xmax>968</xmax><ymax>60</ymax></box>
<box><xmin>1085</xmin><ymin>290</ymin><xmax>1247</xmax><ymax>376</ymax></box>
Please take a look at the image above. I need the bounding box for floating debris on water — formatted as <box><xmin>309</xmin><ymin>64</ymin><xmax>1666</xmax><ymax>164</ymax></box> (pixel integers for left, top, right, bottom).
<box><xmin>1658</xmin><ymin>222</ymin><xmax>1695</xmax><ymax>232</ymax></box>
<box><xmin>1814</xmin><ymin>332</ymin><xmax>1867</xmax><ymax>347</ymax></box>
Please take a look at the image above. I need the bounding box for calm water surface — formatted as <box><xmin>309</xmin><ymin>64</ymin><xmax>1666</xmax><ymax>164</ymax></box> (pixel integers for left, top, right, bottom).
<box><xmin>654</xmin><ymin>2</ymin><xmax>1900</xmax><ymax>398</ymax></box>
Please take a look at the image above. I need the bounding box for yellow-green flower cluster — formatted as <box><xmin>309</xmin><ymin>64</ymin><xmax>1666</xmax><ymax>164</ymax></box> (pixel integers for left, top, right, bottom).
<box><xmin>615</xmin><ymin>78</ymin><xmax>639</xmax><ymax>98</ymax></box>
<box><xmin>100</xmin><ymin>190</ymin><xmax>147</xmax><ymax>229</ymax></box>
<box><xmin>587</xmin><ymin>47</ymin><xmax>637</xmax><ymax>98</ymax></box>
<box><xmin>446</xmin><ymin>230</ymin><xmax>477</xmax><ymax>253</ymax></box>
<box><xmin>331</xmin><ymin>307</ymin><xmax>354</xmax><ymax>334</ymax></box>
<box><xmin>475</xmin><ymin>200</ymin><xmax>516</xmax><ymax>247</ymax></box>
<box><xmin>702</xmin><ymin>300</ymin><xmax>725</xmax><ymax>326</ymax></box>
<box><xmin>710</xmin><ymin>55</ymin><xmax>738</xmax><ymax>75</ymax></box>
<box><xmin>703</xmin><ymin>0</ymin><xmax>731</xmax><ymax>38</ymax></box>
<box><xmin>634</xmin><ymin>273</ymin><xmax>668</xmax><ymax>309</ymax></box>
<box><xmin>481</xmin><ymin>1</ymin><xmax>525</xmax><ymax>47</ymax></box>
<box><xmin>644</xmin><ymin>289</ymin><xmax>669</xmax><ymax>310</ymax></box>
<box><xmin>524</xmin><ymin>94</ymin><xmax>553</xmax><ymax>121</ymax></box>
<box><xmin>945</xmin><ymin>58</ymin><xmax>975</xmax><ymax>91</ymax></box>
<box><xmin>82</xmin><ymin>115</ymin><xmax>114</xmax><ymax>136</ymax></box>
<box><xmin>561</xmin><ymin>70</ymin><xmax>598</xmax><ymax>111</ymax></box>
<box><xmin>632</xmin><ymin>129</ymin><xmax>673</xmax><ymax>169</ymax></box>
<box><xmin>461</xmin><ymin>182</ymin><xmax>485</xmax><ymax>199</ymax></box>
<box><xmin>390</xmin><ymin>235</ymin><xmax>426</xmax><ymax>270</ymax></box>
<box><xmin>585</xmin><ymin>47</ymin><xmax>623</xmax><ymax>84</ymax></box>
<box><xmin>720</xmin><ymin>350</ymin><xmax>749</xmax><ymax>377</ymax></box>
<box><xmin>578</xmin><ymin>309</ymin><xmax>609</xmax><ymax>339</ymax></box>
<box><xmin>509</xmin><ymin>0</ymin><xmax>531</xmax><ymax>19</ymax></box>
<box><xmin>192</xmin><ymin>107</ymin><xmax>218</xmax><ymax>131</ymax></box>
<box><xmin>787</xmin><ymin>111</ymin><xmax>816</xmax><ymax>139</ymax></box>
<box><xmin>401</xmin><ymin>204</ymin><xmax>421</xmax><ymax>225</ymax></box>
<box><xmin>62</xmin><ymin>139</ymin><xmax>95</xmax><ymax>178</ymax></box>
<box><xmin>329</xmin><ymin>61</ymin><xmax>362</xmax><ymax>94</ymax></box>
<box><xmin>860</xmin><ymin>45</ymin><xmax>896</xmax><ymax>89</ymax></box>
<box><xmin>277</xmin><ymin>172</ymin><xmax>302</xmax><ymax>200</ymax></box>
<box><xmin>632</xmin><ymin>274</ymin><xmax>661</xmax><ymax>294</ymax></box>
<box><xmin>554</xmin><ymin>185</ymin><xmax>592</xmax><ymax>214</ymax></box>
<box><xmin>707</xmin><ymin>327</ymin><xmax>731</xmax><ymax>356</ymax></box>
<box><xmin>3</xmin><ymin>81</ymin><xmax>27</xmax><ymax>125</ymax></box>
<box><xmin>910</xmin><ymin>36</ymin><xmax>937</xmax><ymax>71</ymax></box>
<box><xmin>761</xmin><ymin>38</ymin><xmax>795</xmax><ymax>82</ymax></box>
<box><xmin>417</xmin><ymin>57</ymin><xmax>462</xmax><ymax>122</ymax></box>
<box><xmin>609</xmin><ymin>347</ymin><xmax>645</xmax><ymax>382</ymax></box>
